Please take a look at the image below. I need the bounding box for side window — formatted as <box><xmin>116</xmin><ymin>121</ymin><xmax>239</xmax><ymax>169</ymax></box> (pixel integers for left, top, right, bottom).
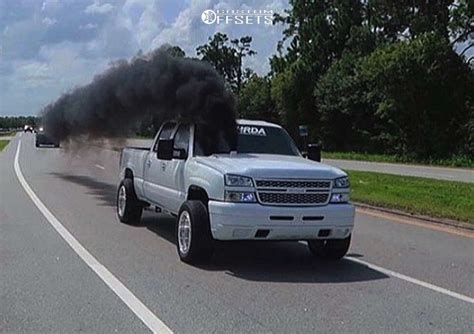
<box><xmin>153</xmin><ymin>122</ymin><xmax>176</xmax><ymax>152</ymax></box>
<box><xmin>173</xmin><ymin>124</ymin><xmax>190</xmax><ymax>158</ymax></box>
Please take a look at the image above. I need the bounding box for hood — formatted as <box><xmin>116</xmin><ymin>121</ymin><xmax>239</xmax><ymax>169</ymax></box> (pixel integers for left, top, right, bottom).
<box><xmin>194</xmin><ymin>153</ymin><xmax>346</xmax><ymax>179</ymax></box>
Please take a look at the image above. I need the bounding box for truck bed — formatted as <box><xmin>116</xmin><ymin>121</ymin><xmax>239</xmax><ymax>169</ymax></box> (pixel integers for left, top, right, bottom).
<box><xmin>120</xmin><ymin>147</ymin><xmax>150</xmax><ymax>182</ymax></box>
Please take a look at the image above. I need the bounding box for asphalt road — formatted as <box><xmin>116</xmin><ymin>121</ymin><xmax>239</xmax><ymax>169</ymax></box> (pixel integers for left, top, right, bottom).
<box><xmin>1</xmin><ymin>133</ymin><xmax>473</xmax><ymax>333</ymax></box>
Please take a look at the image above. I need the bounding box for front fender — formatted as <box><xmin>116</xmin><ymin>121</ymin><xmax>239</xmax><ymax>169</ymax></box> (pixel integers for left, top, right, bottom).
<box><xmin>185</xmin><ymin>160</ymin><xmax>224</xmax><ymax>200</ymax></box>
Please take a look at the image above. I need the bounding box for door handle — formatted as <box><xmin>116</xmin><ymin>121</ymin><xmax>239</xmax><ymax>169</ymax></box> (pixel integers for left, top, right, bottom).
<box><xmin>146</xmin><ymin>159</ymin><xmax>152</xmax><ymax>168</ymax></box>
<box><xmin>161</xmin><ymin>162</ymin><xmax>166</xmax><ymax>171</ymax></box>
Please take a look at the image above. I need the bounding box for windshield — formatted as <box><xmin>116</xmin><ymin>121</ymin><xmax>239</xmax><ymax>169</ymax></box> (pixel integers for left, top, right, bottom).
<box><xmin>194</xmin><ymin>124</ymin><xmax>300</xmax><ymax>156</ymax></box>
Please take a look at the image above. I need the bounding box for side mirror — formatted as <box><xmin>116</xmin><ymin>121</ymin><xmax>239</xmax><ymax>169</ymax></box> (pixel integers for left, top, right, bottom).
<box><xmin>307</xmin><ymin>143</ymin><xmax>321</xmax><ymax>162</ymax></box>
<box><xmin>157</xmin><ymin>139</ymin><xmax>173</xmax><ymax>160</ymax></box>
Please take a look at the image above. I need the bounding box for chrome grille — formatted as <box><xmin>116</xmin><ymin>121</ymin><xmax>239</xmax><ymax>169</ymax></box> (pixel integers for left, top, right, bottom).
<box><xmin>259</xmin><ymin>192</ymin><xmax>329</xmax><ymax>205</ymax></box>
<box><xmin>255</xmin><ymin>179</ymin><xmax>331</xmax><ymax>206</ymax></box>
<box><xmin>256</xmin><ymin>180</ymin><xmax>331</xmax><ymax>189</ymax></box>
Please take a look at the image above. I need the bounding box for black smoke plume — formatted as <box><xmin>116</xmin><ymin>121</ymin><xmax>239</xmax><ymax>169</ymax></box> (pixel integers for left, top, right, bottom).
<box><xmin>41</xmin><ymin>46</ymin><xmax>237</xmax><ymax>150</ymax></box>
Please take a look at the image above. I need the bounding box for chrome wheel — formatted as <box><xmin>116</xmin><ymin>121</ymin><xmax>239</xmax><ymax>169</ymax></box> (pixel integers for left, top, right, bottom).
<box><xmin>178</xmin><ymin>211</ymin><xmax>192</xmax><ymax>254</ymax></box>
<box><xmin>118</xmin><ymin>185</ymin><xmax>127</xmax><ymax>217</ymax></box>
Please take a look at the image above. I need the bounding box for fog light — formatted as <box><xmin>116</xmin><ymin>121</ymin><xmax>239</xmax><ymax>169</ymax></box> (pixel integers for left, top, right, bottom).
<box><xmin>335</xmin><ymin>228</ymin><xmax>350</xmax><ymax>237</ymax></box>
<box><xmin>330</xmin><ymin>193</ymin><xmax>349</xmax><ymax>203</ymax></box>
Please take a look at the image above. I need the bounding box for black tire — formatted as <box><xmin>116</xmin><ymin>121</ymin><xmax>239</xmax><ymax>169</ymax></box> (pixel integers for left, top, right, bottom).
<box><xmin>308</xmin><ymin>234</ymin><xmax>351</xmax><ymax>261</ymax></box>
<box><xmin>35</xmin><ymin>142</ymin><xmax>40</xmax><ymax>147</ymax></box>
<box><xmin>176</xmin><ymin>200</ymin><xmax>213</xmax><ymax>264</ymax></box>
<box><xmin>117</xmin><ymin>178</ymin><xmax>143</xmax><ymax>225</ymax></box>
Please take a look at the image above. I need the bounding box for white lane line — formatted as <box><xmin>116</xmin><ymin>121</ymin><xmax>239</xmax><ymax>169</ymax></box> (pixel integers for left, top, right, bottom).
<box><xmin>298</xmin><ymin>242</ymin><xmax>473</xmax><ymax>304</ymax></box>
<box><xmin>94</xmin><ymin>164</ymin><xmax>105</xmax><ymax>170</ymax></box>
<box><xmin>14</xmin><ymin>141</ymin><xmax>172</xmax><ymax>334</ymax></box>
<box><xmin>346</xmin><ymin>257</ymin><xmax>474</xmax><ymax>304</ymax></box>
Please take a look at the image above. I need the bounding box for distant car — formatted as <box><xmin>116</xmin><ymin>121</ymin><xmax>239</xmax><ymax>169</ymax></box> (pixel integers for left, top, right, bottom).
<box><xmin>24</xmin><ymin>125</ymin><xmax>34</xmax><ymax>132</ymax></box>
<box><xmin>35</xmin><ymin>127</ymin><xmax>60</xmax><ymax>148</ymax></box>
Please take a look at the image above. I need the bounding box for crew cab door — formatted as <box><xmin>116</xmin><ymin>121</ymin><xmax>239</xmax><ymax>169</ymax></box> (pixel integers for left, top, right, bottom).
<box><xmin>143</xmin><ymin>122</ymin><xmax>176</xmax><ymax>207</ymax></box>
<box><xmin>162</xmin><ymin>124</ymin><xmax>190</xmax><ymax>213</ymax></box>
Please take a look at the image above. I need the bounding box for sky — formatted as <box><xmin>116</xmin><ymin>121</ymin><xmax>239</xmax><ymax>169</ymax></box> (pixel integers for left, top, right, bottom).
<box><xmin>0</xmin><ymin>0</ymin><xmax>288</xmax><ymax>116</ymax></box>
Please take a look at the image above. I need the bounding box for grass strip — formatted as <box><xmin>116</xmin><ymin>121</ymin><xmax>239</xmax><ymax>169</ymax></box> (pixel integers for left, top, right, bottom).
<box><xmin>0</xmin><ymin>139</ymin><xmax>10</xmax><ymax>152</ymax></box>
<box><xmin>348</xmin><ymin>171</ymin><xmax>474</xmax><ymax>224</ymax></box>
<box><xmin>323</xmin><ymin>151</ymin><xmax>473</xmax><ymax>168</ymax></box>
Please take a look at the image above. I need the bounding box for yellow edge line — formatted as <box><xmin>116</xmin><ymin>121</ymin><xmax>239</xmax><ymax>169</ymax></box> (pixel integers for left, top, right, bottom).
<box><xmin>356</xmin><ymin>208</ymin><xmax>474</xmax><ymax>239</ymax></box>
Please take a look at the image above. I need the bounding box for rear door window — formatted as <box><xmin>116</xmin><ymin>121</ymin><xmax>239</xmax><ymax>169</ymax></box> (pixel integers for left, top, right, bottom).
<box><xmin>173</xmin><ymin>124</ymin><xmax>190</xmax><ymax>158</ymax></box>
<box><xmin>153</xmin><ymin>122</ymin><xmax>176</xmax><ymax>152</ymax></box>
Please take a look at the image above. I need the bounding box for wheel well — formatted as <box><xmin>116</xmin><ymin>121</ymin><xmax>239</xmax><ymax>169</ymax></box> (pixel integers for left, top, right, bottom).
<box><xmin>124</xmin><ymin>168</ymin><xmax>133</xmax><ymax>179</ymax></box>
<box><xmin>187</xmin><ymin>185</ymin><xmax>209</xmax><ymax>205</ymax></box>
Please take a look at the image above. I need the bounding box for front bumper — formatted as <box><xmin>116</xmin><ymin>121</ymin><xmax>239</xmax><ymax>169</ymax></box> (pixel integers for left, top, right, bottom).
<box><xmin>208</xmin><ymin>201</ymin><xmax>355</xmax><ymax>241</ymax></box>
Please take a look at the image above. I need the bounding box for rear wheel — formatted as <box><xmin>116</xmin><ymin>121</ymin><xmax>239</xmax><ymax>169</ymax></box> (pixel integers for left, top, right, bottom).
<box><xmin>308</xmin><ymin>235</ymin><xmax>351</xmax><ymax>260</ymax></box>
<box><xmin>176</xmin><ymin>200</ymin><xmax>213</xmax><ymax>264</ymax></box>
<box><xmin>117</xmin><ymin>178</ymin><xmax>143</xmax><ymax>225</ymax></box>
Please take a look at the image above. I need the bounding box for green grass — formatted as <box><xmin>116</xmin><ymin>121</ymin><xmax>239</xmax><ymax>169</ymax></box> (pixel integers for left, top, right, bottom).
<box><xmin>348</xmin><ymin>171</ymin><xmax>474</xmax><ymax>224</ymax></box>
<box><xmin>323</xmin><ymin>151</ymin><xmax>473</xmax><ymax>168</ymax></box>
<box><xmin>0</xmin><ymin>139</ymin><xmax>10</xmax><ymax>152</ymax></box>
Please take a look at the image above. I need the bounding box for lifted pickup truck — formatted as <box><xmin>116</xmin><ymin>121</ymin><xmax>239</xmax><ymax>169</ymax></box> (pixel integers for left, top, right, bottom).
<box><xmin>118</xmin><ymin>120</ymin><xmax>355</xmax><ymax>264</ymax></box>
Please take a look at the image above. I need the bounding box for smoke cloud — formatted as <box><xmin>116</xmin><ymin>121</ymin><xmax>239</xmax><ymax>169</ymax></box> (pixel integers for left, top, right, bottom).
<box><xmin>41</xmin><ymin>46</ymin><xmax>237</xmax><ymax>149</ymax></box>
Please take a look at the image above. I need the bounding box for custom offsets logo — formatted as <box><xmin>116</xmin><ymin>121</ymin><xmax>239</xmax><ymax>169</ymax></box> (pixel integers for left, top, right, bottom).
<box><xmin>201</xmin><ymin>9</ymin><xmax>273</xmax><ymax>25</ymax></box>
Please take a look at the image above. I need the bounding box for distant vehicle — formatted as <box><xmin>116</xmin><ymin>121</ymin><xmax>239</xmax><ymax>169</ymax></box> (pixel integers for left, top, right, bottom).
<box><xmin>118</xmin><ymin>119</ymin><xmax>355</xmax><ymax>264</ymax></box>
<box><xmin>35</xmin><ymin>127</ymin><xmax>60</xmax><ymax>148</ymax></box>
<box><xmin>24</xmin><ymin>125</ymin><xmax>34</xmax><ymax>133</ymax></box>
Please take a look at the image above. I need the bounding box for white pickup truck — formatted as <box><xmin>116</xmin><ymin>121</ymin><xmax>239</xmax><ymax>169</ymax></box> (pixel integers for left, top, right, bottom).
<box><xmin>117</xmin><ymin>120</ymin><xmax>355</xmax><ymax>264</ymax></box>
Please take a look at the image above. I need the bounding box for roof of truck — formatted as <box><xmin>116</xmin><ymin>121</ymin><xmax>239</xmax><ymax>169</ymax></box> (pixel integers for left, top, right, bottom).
<box><xmin>236</xmin><ymin>119</ymin><xmax>281</xmax><ymax>128</ymax></box>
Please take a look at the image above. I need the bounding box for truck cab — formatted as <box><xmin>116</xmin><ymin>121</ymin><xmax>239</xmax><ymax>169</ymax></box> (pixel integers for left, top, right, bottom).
<box><xmin>118</xmin><ymin>120</ymin><xmax>355</xmax><ymax>264</ymax></box>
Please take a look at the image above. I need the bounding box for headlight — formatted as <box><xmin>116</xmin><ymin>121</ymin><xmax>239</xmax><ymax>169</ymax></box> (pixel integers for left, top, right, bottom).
<box><xmin>225</xmin><ymin>174</ymin><xmax>254</xmax><ymax>187</ymax></box>
<box><xmin>225</xmin><ymin>191</ymin><xmax>257</xmax><ymax>203</ymax></box>
<box><xmin>334</xmin><ymin>176</ymin><xmax>350</xmax><ymax>188</ymax></box>
<box><xmin>330</xmin><ymin>193</ymin><xmax>350</xmax><ymax>203</ymax></box>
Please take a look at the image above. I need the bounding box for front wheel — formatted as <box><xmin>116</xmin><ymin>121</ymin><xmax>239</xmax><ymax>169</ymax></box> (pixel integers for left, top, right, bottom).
<box><xmin>117</xmin><ymin>179</ymin><xmax>143</xmax><ymax>225</ymax></box>
<box><xmin>307</xmin><ymin>235</ymin><xmax>351</xmax><ymax>261</ymax></box>
<box><xmin>176</xmin><ymin>200</ymin><xmax>213</xmax><ymax>264</ymax></box>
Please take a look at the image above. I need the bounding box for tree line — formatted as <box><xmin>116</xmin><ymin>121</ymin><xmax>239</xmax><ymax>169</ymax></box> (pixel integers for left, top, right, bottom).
<box><xmin>0</xmin><ymin>116</ymin><xmax>39</xmax><ymax>130</ymax></box>
<box><xmin>199</xmin><ymin>0</ymin><xmax>473</xmax><ymax>161</ymax></box>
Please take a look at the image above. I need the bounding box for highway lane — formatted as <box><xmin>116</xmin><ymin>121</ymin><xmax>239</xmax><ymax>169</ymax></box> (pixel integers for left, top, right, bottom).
<box><xmin>0</xmin><ymin>134</ymin><xmax>149</xmax><ymax>333</ymax></box>
<box><xmin>1</xmin><ymin>133</ymin><xmax>473</xmax><ymax>333</ymax></box>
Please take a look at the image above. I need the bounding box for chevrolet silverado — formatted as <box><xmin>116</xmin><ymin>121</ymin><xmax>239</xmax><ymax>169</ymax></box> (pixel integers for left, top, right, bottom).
<box><xmin>118</xmin><ymin>120</ymin><xmax>355</xmax><ymax>264</ymax></box>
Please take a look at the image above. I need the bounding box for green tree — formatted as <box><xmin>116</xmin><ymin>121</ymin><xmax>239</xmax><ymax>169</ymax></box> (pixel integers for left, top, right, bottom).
<box><xmin>272</xmin><ymin>0</ymin><xmax>365</xmax><ymax>75</ymax></box>
<box><xmin>316</xmin><ymin>33</ymin><xmax>473</xmax><ymax>159</ymax></box>
<box><xmin>449</xmin><ymin>0</ymin><xmax>474</xmax><ymax>58</ymax></box>
<box><xmin>230</xmin><ymin>36</ymin><xmax>256</xmax><ymax>93</ymax></box>
<box><xmin>196</xmin><ymin>33</ymin><xmax>256</xmax><ymax>94</ymax></box>
<box><xmin>270</xmin><ymin>1</ymin><xmax>367</xmax><ymax>139</ymax></box>
<box><xmin>237</xmin><ymin>75</ymin><xmax>278</xmax><ymax>122</ymax></box>
<box><xmin>368</xmin><ymin>0</ymin><xmax>452</xmax><ymax>41</ymax></box>
<box><xmin>315</xmin><ymin>53</ymin><xmax>387</xmax><ymax>152</ymax></box>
